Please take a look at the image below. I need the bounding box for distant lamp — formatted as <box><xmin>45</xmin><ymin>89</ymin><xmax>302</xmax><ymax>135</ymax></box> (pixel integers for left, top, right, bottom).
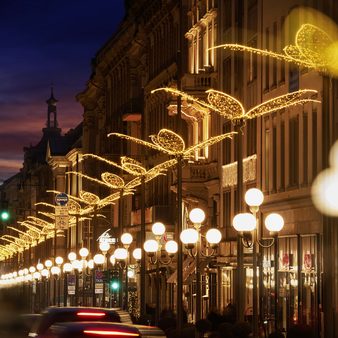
<box><xmin>87</xmin><ymin>260</ymin><xmax>94</xmax><ymax>270</ymax></box>
<box><xmin>180</xmin><ymin>228</ymin><xmax>199</xmax><ymax>246</ymax></box>
<box><xmin>99</xmin><ymin>242</ymin><xmax>110</xmax><ymax>253</ymax></box>
<box><xmin>45</xmin><ymin>260</ymin><xmax>53</xmax><ymax>269</ymax></box>
<box><xmin>132</xmin><ymin>248</ymin><xmax>142</xmax><ymax>261</ymax></box>
<box><xmin>79</xmin><ymin>248</ymin><xmax>89</xmax><ymax>258</ymax></box>
<box><xmin>63</xmin><ymin>263</ymin><xmax>72</xmax><ymax>273</ymax></box>
<box><xmin>93</xmin><ymin>254</ymin><xmax>105</xmax><ymax>265</ymax></box>
<box><xmin>55</xmin><ymin>256</ymin><xmax>64</xmax><ymax>266</ymax></box>
<box><xmin>206</xmin><ymin>228</ymin><xmax>222</xmax><ymax>245</ymax></box>
<box><xmin>265</xmin><ymin>213</ymin><xmax>284</xmax><ymax>233</ymax></box>
<box><xmin>51</xmin><ymin>266</ymin><xmax>61</xmax><ymax>276</ymax></box>
<box><xmin>152</xmin><ymin>222</ymin><xmax>166</xmax><ymax>236</ymax></box>
<box><xmin>114</xmin><ymin>248</ymin><xmax>128</xmax><ymax>261</ymax></box>
<box><xmin>121</xmin><ymin>233</ymin><xmax>133</xmax><ymax>247</ymax></box>
<box><xmin>233</xmin><ymin>213</ymin><xmax>257</xmax><ymax>232</ymax></box>
<box><xmin>165</xmin><ymin>240</ymin><xmax>178</xmax><ymax>255</ymax></box>
<box><xmin>68</xmin><ymin>252</ymin><xmax>77</xmax><ymax>262</ymax></box>
<box><xmin>144</xmin><ymin>240</ymin><xmax>159</xmax><ymax>254</ymax></box>
<box><xmin>189</xmin><ymin>208</ymin><xmax>205</xmax><ymax>224</ymax></box>
<box><xmin>36</xmin><ymin>263</ymin><xmax>44</xmax><ymax>271</ymax></box>
<box><xmin>29</xmin><ymin>266</ymin><xmax>36</xmax><ymax>273</ymax></box>
<box><xmin>245</xmin><ymin>188</ymin><xmax>264</xmax><ymax>208</ymax></box>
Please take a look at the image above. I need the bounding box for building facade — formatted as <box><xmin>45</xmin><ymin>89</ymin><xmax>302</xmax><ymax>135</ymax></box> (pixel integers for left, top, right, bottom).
<box><xmin>49</xmin><ymin>0</ymin><xmax>338</xmax><ymax>336</ymax></box>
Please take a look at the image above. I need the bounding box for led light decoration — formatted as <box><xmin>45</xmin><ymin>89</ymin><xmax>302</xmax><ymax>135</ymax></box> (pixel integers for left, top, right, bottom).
<box><xmin>212</xmin><ymin>23</ymin><xmax>338</xmax><ymax>76</ymax></box>
<box><xmin>110</xmin><ymin>128</ymin><xmax>236</xmax><ymax>159</ymax></box>
<box><xmin>152</xmin><ymin>88</ymin><xmax>320</xmax><ymax>123</ymax></box>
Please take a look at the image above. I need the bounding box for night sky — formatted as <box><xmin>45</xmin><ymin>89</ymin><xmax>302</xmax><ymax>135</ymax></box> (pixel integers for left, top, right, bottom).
<box><xmin>0</xmin><ymin>0</ymin><xmax>125</xmax><ymax>181</ymax></box>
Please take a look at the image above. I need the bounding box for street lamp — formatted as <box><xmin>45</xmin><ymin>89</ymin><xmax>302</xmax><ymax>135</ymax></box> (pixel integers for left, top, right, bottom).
<box><xmin>51</xmin><ymin>266</ymin><xmax>61</xmax><ymax>306</ymax></box>
<box><xmin>144</xmin><ymin>222</ymin><xmax>178</xmax><ymax>324</ymax></box>
<box><xmin>233</xmin><ymin>188</ymin><xmax>284</xmax><ymax>335</ymax></box>
<box><xmin>180</xmin><ymin>208</ymin><xmax>222</xmax><ymax>323</ymax></box>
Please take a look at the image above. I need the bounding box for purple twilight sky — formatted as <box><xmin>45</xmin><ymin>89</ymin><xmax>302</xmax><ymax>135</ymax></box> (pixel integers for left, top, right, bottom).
<box><xmin>0</xmin><ymin>0</ymin><xmax>125</xmax><ymax>182</ymax></box>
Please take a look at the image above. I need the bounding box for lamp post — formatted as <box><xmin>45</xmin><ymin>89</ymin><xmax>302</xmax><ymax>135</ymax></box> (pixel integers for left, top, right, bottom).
<box><xmin>55</xmin><ymin>256</ymin><xmax>64</xmax><ymax>307</ymax></box>
<box><xmin>50</xmin><ymin>266</ymin><xmax>61</xmax><ymax>306</ymax></box>
<box><xmin>93</xmin><ymin>253</ymin><xmax>105</xmax><ymax>306</ymax></box>
<box><xmin>68</xmin><ymin>252</ymin><xmax>78</xmax><ymax>305</ymax></box>
<box><xmin>233</xmin><ymin>188</ymin><xmax>284</xmax><ymax>336</ymax></box>
<box><xmin>180</xmin><ymin>208</ymin><xmax>222</xmax><ymax>324</ymax></box>
<box><xmin>79</xmin><ymin>247</ymin><xmax>89</xmax><ymax>306</ymax></box>
<box><xmin>144</xmin><ymin>222</ymin><xmax>178</xmax><ymax>325</ymax></box>
<box><xmin>63</xmin><ymin>262</ymin><xmax>72</xmax><ymax>306</ymax></box>
<box><xmin>99</xmin><ymin>242</ymin><xmax>110</xmax><ymax>307</ymax></box>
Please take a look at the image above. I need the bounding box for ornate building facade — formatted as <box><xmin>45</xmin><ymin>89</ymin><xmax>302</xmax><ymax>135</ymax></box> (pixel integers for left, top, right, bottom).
<box><xmin>77</xmin><ymin>0</ymin><xmax>337</xmax><ymax>336</ymax></box>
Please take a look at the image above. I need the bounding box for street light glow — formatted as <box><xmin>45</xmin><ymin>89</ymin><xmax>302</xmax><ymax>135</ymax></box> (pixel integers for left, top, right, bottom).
<box><xmin>206</xmin><ymin>228</ymin><xmax>222</xmax><ymax>245</ymax></box>
<box><xmin>165</xmin><ymin>240</ymin><xmax>178</xmax><ymax>254</ymax></box>
<box><xmin>245</xmin><ymin>188</ymin><xmax>264</xmax><ymax>207</ymax></box>
<box><xmin>233</xmin><ymin>213</ymin><xmax>257</xmax><ymax>232</ymax></box>
<box><xmin>143</xmin><ymin>240</ymin><xmax>159</xmax><ymax>253</ymax></box>
<box><xmin>180</xmin><ymin>229</ymin><xmax>199</xmax><ymax>245</ymax></box>
<box><xmin>264</xmin><ymin>213</ymin><xmax>285</xmax><ymax>232</ymax></box>
<box><xmin>152</xmin><ymin>222</ymin><xmax>166</xmax><ymax>236</ymax></box>
<box><xmin>189</xmin><ymin>208</ymin><xmax>206</xmax><ymax>224</ymax></box>
<box><xmin>121</xmin><ymin>233</ymin><xmax>133</xmax><ymax>246</ymax></box>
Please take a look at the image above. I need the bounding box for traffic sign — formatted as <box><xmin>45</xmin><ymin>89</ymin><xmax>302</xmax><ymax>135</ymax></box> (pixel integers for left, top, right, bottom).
<box><xmin>55</xmin><ymin>193</ymin><xmax>69</xmax><ymax>206</ymax></box>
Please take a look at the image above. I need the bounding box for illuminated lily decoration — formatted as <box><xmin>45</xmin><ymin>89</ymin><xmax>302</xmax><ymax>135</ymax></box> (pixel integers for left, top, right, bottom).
<box><xmin>109</xmin><ymin>128</ymin><xmax>236</xmax><ymax>158</ymax></box>
<box><xmin>152</xmin><ymin>88</ymin><xmax>320</xmax><ymax>124</ymax></box>
<box><xmin>212</xmin><ymin>23</ymin><xmax>338</xmax><ymax>76</ymax></box>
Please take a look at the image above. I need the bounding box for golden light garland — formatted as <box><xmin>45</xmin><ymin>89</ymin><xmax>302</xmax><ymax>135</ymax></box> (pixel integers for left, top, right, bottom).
<box><xmin>212</xmin><ymin>23</ymin><xmax>338</xmax><ymax>75</ymax></box>
<box><xmin>109</xmin><ymin>128</ymin><xmax>236</xmax><ymax>158</ymax></box>
<box><xmin>152</xmin><ymin>88</ymin><xmax>320</xmax><ymax>122</ymax></box>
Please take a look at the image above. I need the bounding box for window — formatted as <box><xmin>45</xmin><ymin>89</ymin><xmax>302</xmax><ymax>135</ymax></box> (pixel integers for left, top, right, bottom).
<box><xmin>280</xmin><ymin>16</ymin><xmax>285</xmax><ymax>82</ymax></box>
<box><xmin>289</xmin><ymin>116</ymin><xmax>299</xmax><ymax>187</ymax></box>
<box><xmin>223</xmin><ymin>57</ymin><xmax>232</xmax><ymax>93</ymax></box>
<box><xmin>265</xmin><ymin>128</ymin><xmax>270</xmax><ymax>190</ymax></box>
<box><xmin>289</xmin><ymin>65</ymin><xmax>299</xmax><ymax>92</ymax></box>
<box><xmin>246</xmin><ymin>119</ymin><xmax>257</xmax><ymax>156</ymax></box>
<box><xmin>272</xmin><ymin>124</ymin><xmax>277</xmax><ymax>191</ymax></box>
<box><xmin>303</xmin><ymin>113</ymin><xmax>308</xmax><ymax>184</ymax></box>
<box><xmin>281</xmin><ymin>120</ymin><xmax>285</xmax><ymax>190</ymax></box>
<box><xmin>272</xmin><ymin>22</ymin><xmax>277</xmax><ymax>86</ymax></box>
<box><xmin>224</xmin><ymin>0</ymin><xmax>232</xmax><ymax>31</ymax></box>
<box><xmin>223</xmin><ymin>121</ymin><xmax>232</xmax><ymax>164</ymax></box>
<box><xmin>223</xmin><ymin>191</ymin><xmax>231</xmax><ymax>228</ymax></box>
<box><xmin>193</xmin><ymin>115</ymin><xmax>210</xmax><ymax>160</ymax></box>
<box><xmin>247</xmin><ymin>38</ymin><xmax>257</xmax><ymax>83</ymax></box>
<box><xmin>312</xmin><ymin>110</ymin><xmax>317</xmax><ymax>178</ymax></box>
<box><xmin>247</xmin><ymin>0</ymin><xmax>257</xmax><ymax>35</ymax></box>
<box><xmin>265</xmin><ymin>28</ymin><xmax>270</xmax><ymax>90</ymax></box>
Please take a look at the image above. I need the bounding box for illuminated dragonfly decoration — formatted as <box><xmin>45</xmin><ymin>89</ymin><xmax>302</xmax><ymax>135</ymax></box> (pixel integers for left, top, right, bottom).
<box><xmin>151</xmin><ymin>88</ymin><xmax>320</xmax><ymax>125</ymax></box>
<box><xmin>212</xmin><ymin>23</ymin><xmax>338</xmax><ymax>76</ymax></box>
<box><xmin>66</xmin><ymin>156</ymin><xmax>178</xmax><ymax>209</ymax></box>
<box><xmin>109</xmin><ymin>128</ymin><xmax>236</xmax><ymax>158</ymax></box>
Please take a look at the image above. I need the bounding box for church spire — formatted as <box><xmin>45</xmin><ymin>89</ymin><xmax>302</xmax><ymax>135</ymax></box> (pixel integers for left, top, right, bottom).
<box><xmin>46</xmin><ymin>86</ymin><xmax>58</xmax><ymax>129</ymax></box>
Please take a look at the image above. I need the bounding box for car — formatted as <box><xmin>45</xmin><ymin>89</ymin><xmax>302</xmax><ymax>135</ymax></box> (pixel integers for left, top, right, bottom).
<box><xmin>45</xmin><ymin>321</ymin><xmax>166</xmax><ymax>338</ymax></box>
<box><xmin>28</xmin><ymin>307</ymin><xmax>132</xmax><ymax>337</ymax></box>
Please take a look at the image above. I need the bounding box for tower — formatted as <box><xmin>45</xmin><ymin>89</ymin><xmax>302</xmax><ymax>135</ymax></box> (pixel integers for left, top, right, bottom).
<box><xmin>46</xmin><ymin>87</ymin><xmax>58</xmax><ymax>129</ymax></box>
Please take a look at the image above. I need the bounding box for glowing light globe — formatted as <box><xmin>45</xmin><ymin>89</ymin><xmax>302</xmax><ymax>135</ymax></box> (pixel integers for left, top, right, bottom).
<box><xmin>245</xmin><ymin>188</ymin><xmax>264</xmax><ymax>207</ymax></box>
<box><xmin>114</xmin><ymin>248</ymin><xmax>128</xmax><ymax>260</ymax></box>
<box><xmin>189</xmin><ymin>208</ymin><xmax>205</xmax><ymax>224</ymax></box>
<box><xmin>143</xmin><ymin>240</ymin><xmax>159</xmax><ymax>253</ymax></box>
<box><xmin>152</xmin><ymin>222</ymin><xmax>166</xmax><ymax>236</ymax></box>
<box><xmin>265</xmin><ymin>213</ymin><xmax>284</xmax><ymax>232</ymax></box>
<box><xmin>206</xmin><ymin>228</ymin><xmax>222</xmax><ymax>244</ymax></box>
<box><xmin>165</xmin><ymin>240</ymin><xmax>178</xmax><ymax>254</ymax></box>
<box><xmin>180</xmin><ymin>228</ymin><xmax>199</xmax><ymax>245</ymax></box>
<box><xmin>233</xmin><ymin>213</ymin><xmax>256</xmax><ymax>232</ymax></box>
<box><xmin>132</xmin><ymin>248</ymin><xmax>142</xmax><ymax>260</ymax></box>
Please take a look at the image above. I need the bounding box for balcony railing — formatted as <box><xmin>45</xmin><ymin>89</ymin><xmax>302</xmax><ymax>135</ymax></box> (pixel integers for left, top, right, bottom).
<box><xmin>222</xmin><ymin>154</ymin><xmax>257</xmax><ymax>188</ymax></box>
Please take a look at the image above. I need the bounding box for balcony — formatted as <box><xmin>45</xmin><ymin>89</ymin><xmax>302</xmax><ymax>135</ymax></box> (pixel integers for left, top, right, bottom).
<box><xmin>182</xmin><ymin>72</ymin><xmax>217</xmax><ymax>92</ymax></box>
<box><xmin>222</xmin><ymin>154</ymin><xmax>257</xmax><ymax>188</ymax></box>
<box><xmin>181</xmin><ymin>161</ymin><xmax>219</xmax><ymax>183</ymax></box>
